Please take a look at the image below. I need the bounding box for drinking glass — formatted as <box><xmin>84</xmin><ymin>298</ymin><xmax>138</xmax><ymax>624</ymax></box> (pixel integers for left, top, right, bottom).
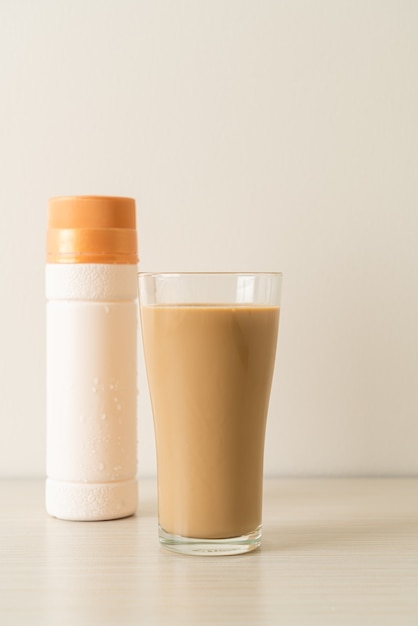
<box><xmin>138</xmin><ymin>272</ymin><xmax>282</xmax><ymax>555</ymax></box>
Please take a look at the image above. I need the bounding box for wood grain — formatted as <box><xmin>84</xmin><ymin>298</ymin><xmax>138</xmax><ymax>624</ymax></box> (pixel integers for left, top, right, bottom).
<box><xmin>0</xmin><ymin>479</ymin><xmax>417</xmax><ymax>625</ymax></box>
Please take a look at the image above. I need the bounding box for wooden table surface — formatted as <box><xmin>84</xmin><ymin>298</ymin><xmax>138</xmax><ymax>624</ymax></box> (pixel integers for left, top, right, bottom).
<box><xmin>0</xmin><ymin>478</ymin><xmax>417</xmax><ymax>625</ymax></box>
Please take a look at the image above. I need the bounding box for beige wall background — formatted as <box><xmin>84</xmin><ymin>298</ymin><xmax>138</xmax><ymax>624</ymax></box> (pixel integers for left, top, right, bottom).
<box><xmin>0</xmin><ymin>0</ymin><xmax>417</xmax><ymax>477</ymax></box>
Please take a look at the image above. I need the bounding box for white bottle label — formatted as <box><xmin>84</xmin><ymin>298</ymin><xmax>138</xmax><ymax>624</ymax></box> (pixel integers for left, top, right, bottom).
<box><xmin>46</xmin><ymin>264</ymin><xmax>138</xmax><ymax>521</ymax></box>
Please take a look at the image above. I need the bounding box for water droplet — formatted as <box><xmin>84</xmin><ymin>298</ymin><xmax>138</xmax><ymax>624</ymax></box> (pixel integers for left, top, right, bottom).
<box><xmin>104</xmin><ymin>306</ymin><xmax>110</xmax><ymax>314</ymax></box>
<box><xmin>101</xmin><ymin>413</ymin><xmax>107</xmax><ymax>421</ymax></box>
<box><xmin>98</xmin><ymin>463</ymin><xmax>104</xmax><ymax>471</ymax></box>
<box><xmin>117</xmin><ymin>404</ymin><xmax>121</xmax><ymax>412</ymax></box>
<box><xmin>92</xmin><ymin>387</ymin><xmax>97</xmax><ymax>393</ymax></box>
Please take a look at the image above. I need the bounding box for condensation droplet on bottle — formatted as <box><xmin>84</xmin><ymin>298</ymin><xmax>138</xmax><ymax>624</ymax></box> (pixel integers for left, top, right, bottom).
<box><xmin>104</xmin><ymin>305</ymin><xmax>110</xmax><ymax>314</ymax></box>
<box><xmin>101</xmin><ymin>413</ymin><xmax>107</xmax><ymax>421</ymax></box>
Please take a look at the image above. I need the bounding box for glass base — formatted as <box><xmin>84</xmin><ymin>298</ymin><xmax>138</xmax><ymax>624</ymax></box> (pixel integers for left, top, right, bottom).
<box><xmin>158</xmin><ymin>524</ymin><xmax>262</xmax><ymax>556</ymax></box>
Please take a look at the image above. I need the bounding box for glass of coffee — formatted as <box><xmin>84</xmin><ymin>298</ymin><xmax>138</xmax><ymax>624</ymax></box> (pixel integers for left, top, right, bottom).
<box><xmin>138</xmin><ymin>273</ymin><xmax>282</xmax><ymax>555</ymax></box>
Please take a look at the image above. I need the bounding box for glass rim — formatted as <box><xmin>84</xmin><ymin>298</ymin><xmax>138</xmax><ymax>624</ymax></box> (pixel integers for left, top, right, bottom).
<box><xmin>138</xmin><ymin>271</ymin><xmax>283</xmax><ymax>278</ymax></box>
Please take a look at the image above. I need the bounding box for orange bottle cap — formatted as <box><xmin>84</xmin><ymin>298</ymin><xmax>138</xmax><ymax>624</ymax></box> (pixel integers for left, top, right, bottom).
<box><xmin>47</xmin><ymin>196</ymin><xmax>138</xmax><ymax>264</ymax></box>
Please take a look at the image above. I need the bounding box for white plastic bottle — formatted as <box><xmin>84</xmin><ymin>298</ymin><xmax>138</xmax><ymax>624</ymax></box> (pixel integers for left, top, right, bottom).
<box><xmin>46</xmin><ymin>196</ymin><xmax>138</xmax><ymax>520</ymax></box>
